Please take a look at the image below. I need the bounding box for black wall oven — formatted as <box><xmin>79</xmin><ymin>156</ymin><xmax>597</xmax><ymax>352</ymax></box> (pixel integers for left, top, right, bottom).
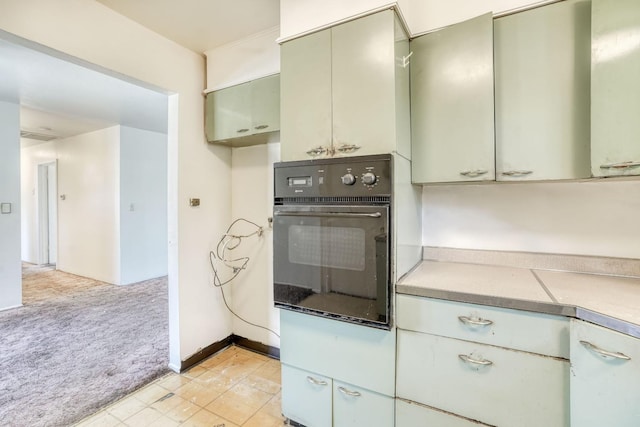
<box><xmin>273</xmin><ymin>154</ymin><xmax>392</xmax><ymax>329</ymax></box>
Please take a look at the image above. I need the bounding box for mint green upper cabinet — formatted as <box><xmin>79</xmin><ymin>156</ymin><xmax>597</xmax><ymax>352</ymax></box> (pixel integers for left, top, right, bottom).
<box><xmin>205</xmin><ymin>74</ymin><xmax>280</xmax><ymax>145</ymax></box>
<box><xmin>280</xmin><ymin>29</ymin><xmax>333</xmax><ymax>161</ymax></box>
<box><xmin>591</xmin><ymin>0</ymin><xmax>640</xmax><ymax>177</ymax></box>
<box><xmin>280</xmin><ymin>10</ymin><xmax>409</xmax><ymax>161</ymax></box>
<box><xmin>494</xmin><ymin>0</ymin><xmax>591</xmax><ymax>181</ymax></box>
<box><xmin>410</xmin><ymin>13</ymin><xmax>495</xmax><ymax>184</ymax></box>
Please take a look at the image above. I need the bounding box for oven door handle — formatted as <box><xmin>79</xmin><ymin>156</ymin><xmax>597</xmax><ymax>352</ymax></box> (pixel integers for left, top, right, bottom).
<box><xmin>274</xmin><ymin>211</ymin><xmax>382</xmax><ymax>219</ymax></box>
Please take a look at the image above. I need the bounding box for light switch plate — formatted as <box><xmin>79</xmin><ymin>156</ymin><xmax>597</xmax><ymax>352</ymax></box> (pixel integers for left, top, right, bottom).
<box><xmin>1</xmin><ymin>203</ymin><xmax>11</xmax><ymax>214</ymax></box>
<box><xmin>189</xmin><ymin>198</ymin><xmax>200</xmax><ymax>207</ymax></box>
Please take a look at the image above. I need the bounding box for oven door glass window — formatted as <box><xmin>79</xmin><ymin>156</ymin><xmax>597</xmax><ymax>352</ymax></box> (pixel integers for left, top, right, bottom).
<box><xmin>273</xmin><ymin>205</ymin><xmax>389</xmax><ymax>328</ymax></box>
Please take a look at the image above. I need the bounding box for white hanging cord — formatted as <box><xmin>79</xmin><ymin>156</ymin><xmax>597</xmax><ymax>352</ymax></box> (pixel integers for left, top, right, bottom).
<box><xmin>209</xmin><ymin>218</ymin><xmax>280</xmax><ymax>338</ymax></box>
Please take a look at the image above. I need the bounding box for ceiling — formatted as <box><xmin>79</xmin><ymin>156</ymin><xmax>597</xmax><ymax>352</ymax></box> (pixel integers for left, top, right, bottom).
<box><xmin>95</xmin><ymin>0</ymin><xmax>280</xmax><ymax>53</ymax></box>
<box><xmin>1</xmin><ymin>1</ymin><xmax>280</xmax><ymax>144</ymax></box>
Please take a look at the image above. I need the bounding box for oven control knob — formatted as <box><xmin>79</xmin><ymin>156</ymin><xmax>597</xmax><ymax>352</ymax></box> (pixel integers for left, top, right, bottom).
<box><xmin>341</xmin><ymin>173</ymin><xmax>356</xmax><ymax>185</ymax></box>
<box><xmin>362</xmin><ymin>172</ymin><xmax>377</xmax><ymax>186</ymax></box>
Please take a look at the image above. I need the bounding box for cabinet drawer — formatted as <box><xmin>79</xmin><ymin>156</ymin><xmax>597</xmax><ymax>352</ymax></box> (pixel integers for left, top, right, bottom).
<box><xmin>396</xmin><ymin>399</ymin><xmax>492</xmax><ymax>427</ymax></box>
<box><xmin>334</xmin><ymin>380</ymin><xmax>395</xmax><ymax>427</ymax></box>
<box><xmin>280</xmin><ymin>310</ymin><xmax>396</xmax><ymax>396</ymax></box>
<box><xmin>282</xmin><ymin>364</ymin><xmax>332</xmax><ymax>427</ymax></box>
<box><xmin>397</xmin><ymin>294</ymin><xmax>569</xmax><ymax>358</ymax></box>
<box><xmin>397</xmin><ymin>330</ymin><xmax>569</xmax><ymax>427</ymax></box>
<box><xmin>570</xmin><ymin>319</ymin><xmax>640</xmax><ymax>427</ymax></box>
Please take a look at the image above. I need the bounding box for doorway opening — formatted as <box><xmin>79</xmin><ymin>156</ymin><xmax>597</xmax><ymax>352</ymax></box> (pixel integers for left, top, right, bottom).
<box><xmin>37</xmin><ymin>160</ymin><xmax>57</xmax><ymax>266</ymax></box>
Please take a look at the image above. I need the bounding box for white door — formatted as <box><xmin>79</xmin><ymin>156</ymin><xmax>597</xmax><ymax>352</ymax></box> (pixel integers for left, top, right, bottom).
<box><xmin>37</xmin><ymin>161</ymin><xmax>57</xmax><ymax>265</ymax></box>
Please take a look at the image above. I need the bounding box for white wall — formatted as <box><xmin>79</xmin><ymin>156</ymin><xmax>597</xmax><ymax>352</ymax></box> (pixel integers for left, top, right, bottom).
<box><xmin>120</xmin><ymin>126</ymin><xmax>168</xmax><ymax>285</ymax></box>
<box><xmin>205</xmin><ymin>26</ymin><xmax>280</xmax><ymax>92</ymax></box>
<box><xmin>0</xmin><ymin>101</ymin><xmax>21</xmax><ymax>310</ymax></box>
<box><xmin>229</xmin><ymin>143</ymin><xmax>281</xmax><ymax>348</ymax></box>
<box><xmin>0</xmin><ymin>0</ymin><xmax>232</xmax><ymax>369</ymax></box>
<box><xmin>422</xmin><ymin>179</ymin><xmax>640</xmax><ymax>259</ymax></box>
<box><xmin>279</xmin><ymin>0</ymin><xmax>544</xmax><ymax>40</ymax></box>
<box><xmin>20</xmin><ymin>140</ymin><xmax>58</xmax><ymax>264</ymax></box>
<box><xmin>56</xmin><ymin>127</ymin><xmax>120</xmax><ymax>283</ymax></box>
<box><xmin>279</xmin><ymin>0</ymin><xmax>395</xmax><ymax>40</ymax></box>
<box><xmin>402</xmin><ymin>0</ymin><xmax>544</xmax><ymax>35</ymax></box>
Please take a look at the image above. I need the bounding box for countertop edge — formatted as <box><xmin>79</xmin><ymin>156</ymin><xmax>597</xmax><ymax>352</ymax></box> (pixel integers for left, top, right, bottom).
<box><xmin>396</xmin><ymin>284</ymin><xmax>640</xmax><ymax>340</ymax></box>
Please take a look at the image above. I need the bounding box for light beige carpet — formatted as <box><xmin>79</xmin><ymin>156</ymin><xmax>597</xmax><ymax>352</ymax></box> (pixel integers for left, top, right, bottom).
<box><xmin>0</xmin><ymin>266</ymin><xmax>169</xmax><ymax>426</ymax></box>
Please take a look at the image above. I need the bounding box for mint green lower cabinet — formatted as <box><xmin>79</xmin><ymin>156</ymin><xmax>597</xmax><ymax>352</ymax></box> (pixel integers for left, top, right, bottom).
<box><xmin>397</xmin><ymin>329</ymin><xmax>570</xmax><ymax>427</ymax></box>
<box><xmin>282</xmin><ymin>364</ymin><xmax>332</xmax><ymax>427</ymax></box>
<box><xmin>333</xmin><ymin>380</ymin><xmax>394</xmax><ymax>427</ymax></box>
<box><xmin>570</xmin><ymin>319</ymin><xmax>640</xmax><ymax>426</ymax></box>
<box><xmin>396</xmin><ymin>399</ymin><xmax>492</xmax><ymax>427</ymax></box>
<box><xmin>281</xmin><ymin>364</ymin><xmax>394</xmax><ymax>427</ymax></box>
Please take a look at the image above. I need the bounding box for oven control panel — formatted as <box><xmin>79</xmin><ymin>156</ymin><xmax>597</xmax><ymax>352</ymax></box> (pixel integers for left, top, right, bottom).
<box><xmin>274</xmin><ymin>154</ymin><xmax>391</xmax><ymax>198</ymax></box>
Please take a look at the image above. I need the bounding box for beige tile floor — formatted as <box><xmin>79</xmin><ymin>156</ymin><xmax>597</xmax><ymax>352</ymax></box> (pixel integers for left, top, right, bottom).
<box><xmin>75</xmin><ymin>346</ymin><xmax>285</xmax><ymax>427</ymax></box>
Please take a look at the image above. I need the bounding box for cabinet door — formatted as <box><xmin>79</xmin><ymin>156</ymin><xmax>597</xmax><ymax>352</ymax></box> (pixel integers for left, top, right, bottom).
<box><xmin>205</xmin><ymin>83</ymin><xmax>251</xmax><ymax>142</ymax></box>
<box><xmin>570</xmin><ymin>320</ymin><xmax>640</xmax><ymax>426</ymax></box>
<box><xmin>410</xmin><ymin>13</ymin><xmax>495</xmax><ymax>183</ymax></box>
<box><xmin>494</xmin><ymin>0</ymin><xmax>591</xmax><ymax>181</ymax></box>
<box><xmin>280</xmin><ymin>29</ymin><xmax>332</xmax><ymax>161</ymax></box>
<box><xmin>396</xmin><ymin>399</ymin><xmax>492</xmax><ymax>427</ymax></box>
<box><xmin>282</xmin><ymin>364</ymin><xmax>332</xmax><ymax>427</ymax></box>
<box><xmin>397</xmin><ymin>330</ymin><xmax>569</xmax><ymax>427</ymax></box>
<box><xmin>333</xmin><ymin>380</ymin><xmax>394</xmax><ymax>427</ymax></box>
<box><xmin>332</xmin><ymin>10</ymin><xmax>397</xmax><ymax>157</ymax></box>
<box><xmin>591</xmin><ymin>0</ymin><xmax>640</xmax><ymax>177</ymax></box>
<box><xmin>251</xmin><ymin>74</ymin><xmax>280</xmax><ymax>136</ymax></box>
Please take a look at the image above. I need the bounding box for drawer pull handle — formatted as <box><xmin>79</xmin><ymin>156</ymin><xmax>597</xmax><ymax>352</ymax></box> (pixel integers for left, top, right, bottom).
<box><xmin>306</xmin><ymin>146</ymin><xmax>328</xmax><ymax>157</ymax></box>
<box><xmin>335</xmin><ymin>143</ymin><xmax>361</xmax><ymax>153</ymax></box>
<box><xmin>254</xmin><ymin>124</ymin><xmax>269</xmax><ymax>130</ymax></box>
<box><xmin>337</xmin><ymin>386</ymin><xmax>361</xmax><ymax>397</ymax></box>
<box><xmin>580</xmin><ymin>341</ymin><xmax>631</xmax><ymax>361</ymax></box>
<box><xmin>459</xmin><ymin>169</ymin><xmax>488</xmax><ymax>178</ymax></box>
<box><xmin>459</xmin><ymin>354</ymin><xmax>493</xmax><ymax>367</ymax></box>
<box><xmin>501</xmin><ymin>170</ymin><xmax>533</xmax><ymax>177</ymax></box>
<box><xmin>306</xmin><ymin>376</ymin><xmax>328</xmax><ymax>386</ymax></box>
<box><xmin>599</xmin><ymin>160</ymin><xmax>640</xmax><ymax>170</ymax></box>
<box><xmin>458</xmin><ymin>316</ymin><xmax>493</xmax><ymax>327</ymax></box>
<box><xmin>236</xmin><ymin>128</ymin><xmax>250</xmax><ymax>133</ymax></box>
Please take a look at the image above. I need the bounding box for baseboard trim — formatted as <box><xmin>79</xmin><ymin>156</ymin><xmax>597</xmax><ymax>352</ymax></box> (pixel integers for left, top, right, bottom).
<box><xmin>179</xmin><ymin>334</ymin><xmax>280</xmax><ymax>372</ymax></box>
<box><xmin>231</xmin><ymin>334</ymin><xmax>280</xmax><ymax>360</ymax></box>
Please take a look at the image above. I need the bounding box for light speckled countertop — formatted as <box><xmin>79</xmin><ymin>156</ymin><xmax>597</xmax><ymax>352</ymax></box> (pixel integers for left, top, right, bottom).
<box><xmin>397</xmin><ymin>258</ymin><xmax>640</xmax><ymax>339</ymax></box>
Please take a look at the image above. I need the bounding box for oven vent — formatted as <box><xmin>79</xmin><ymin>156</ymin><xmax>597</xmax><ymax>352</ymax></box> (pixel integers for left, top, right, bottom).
<box><xmin>275</xmin><ymin>196</ymin><xmax>390</xmax><ymax>205</ymax></box>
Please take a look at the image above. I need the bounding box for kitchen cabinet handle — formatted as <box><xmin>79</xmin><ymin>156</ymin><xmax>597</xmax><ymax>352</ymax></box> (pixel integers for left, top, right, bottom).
<box><xmin>254</xmin><ymin>124</ymin><xmax>269</xmax><ymax>130</ymax></box>
<box><xmin>335</xmin><ymin>144</ymin><xmax>361</xmax><ymax>153</ymax></box>
<box><xmin>306</xmin><ymin>376</ymin><xmax>328</xmax><ymax>386</ymax></box>
<box><xmin>458</xmin><ymin>354</ymin><xmax>493</xmax><ymax>367</ymax></box>
<box><xmin>236</xmin><ymin>128</ymin><xmax>250</xmax><ymax>133</ymax></box>
<box><xmin>458</xmin><ymin>316</ymin><xmax>493</xmax><ymax>327</ymax></box>
<box><xmin>459</xmin><ymin>169</ymin><xmax>488</xmax><ymax>178</ymax></box>
<box><xmin>501</xmin><ymin>170</ymin><xmax>533</xmax><ymax>177</ymax></box>
<box><xmin>579</xmin><ymin>340</ymin><xmax>631</xmax><ymax>361</ymax></box>
<box><xmin>306</xmin><ymin>146</ymin><xmax>328</xmax><ymax>157</ymax></box>
<box><xmin>337</xmin><ymin>386</ymin><xmax>361</xmax><ymax>397</ymax></box>
<box><xmin>274</xmin><ymin>211</ymin><xmax>382</xmax><ymax>219</ymax></box>
<box><xmin>599</xmin><ymin>160</ymin><xmax>640</xmax><ymax>170</ymax></box>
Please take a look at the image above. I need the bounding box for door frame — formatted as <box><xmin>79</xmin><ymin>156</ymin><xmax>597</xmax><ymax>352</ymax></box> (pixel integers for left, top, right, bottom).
<box><xmin>37</xmin><ymin>160</ymin><xmax>57</xmax><ymax>265</ymax></box>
